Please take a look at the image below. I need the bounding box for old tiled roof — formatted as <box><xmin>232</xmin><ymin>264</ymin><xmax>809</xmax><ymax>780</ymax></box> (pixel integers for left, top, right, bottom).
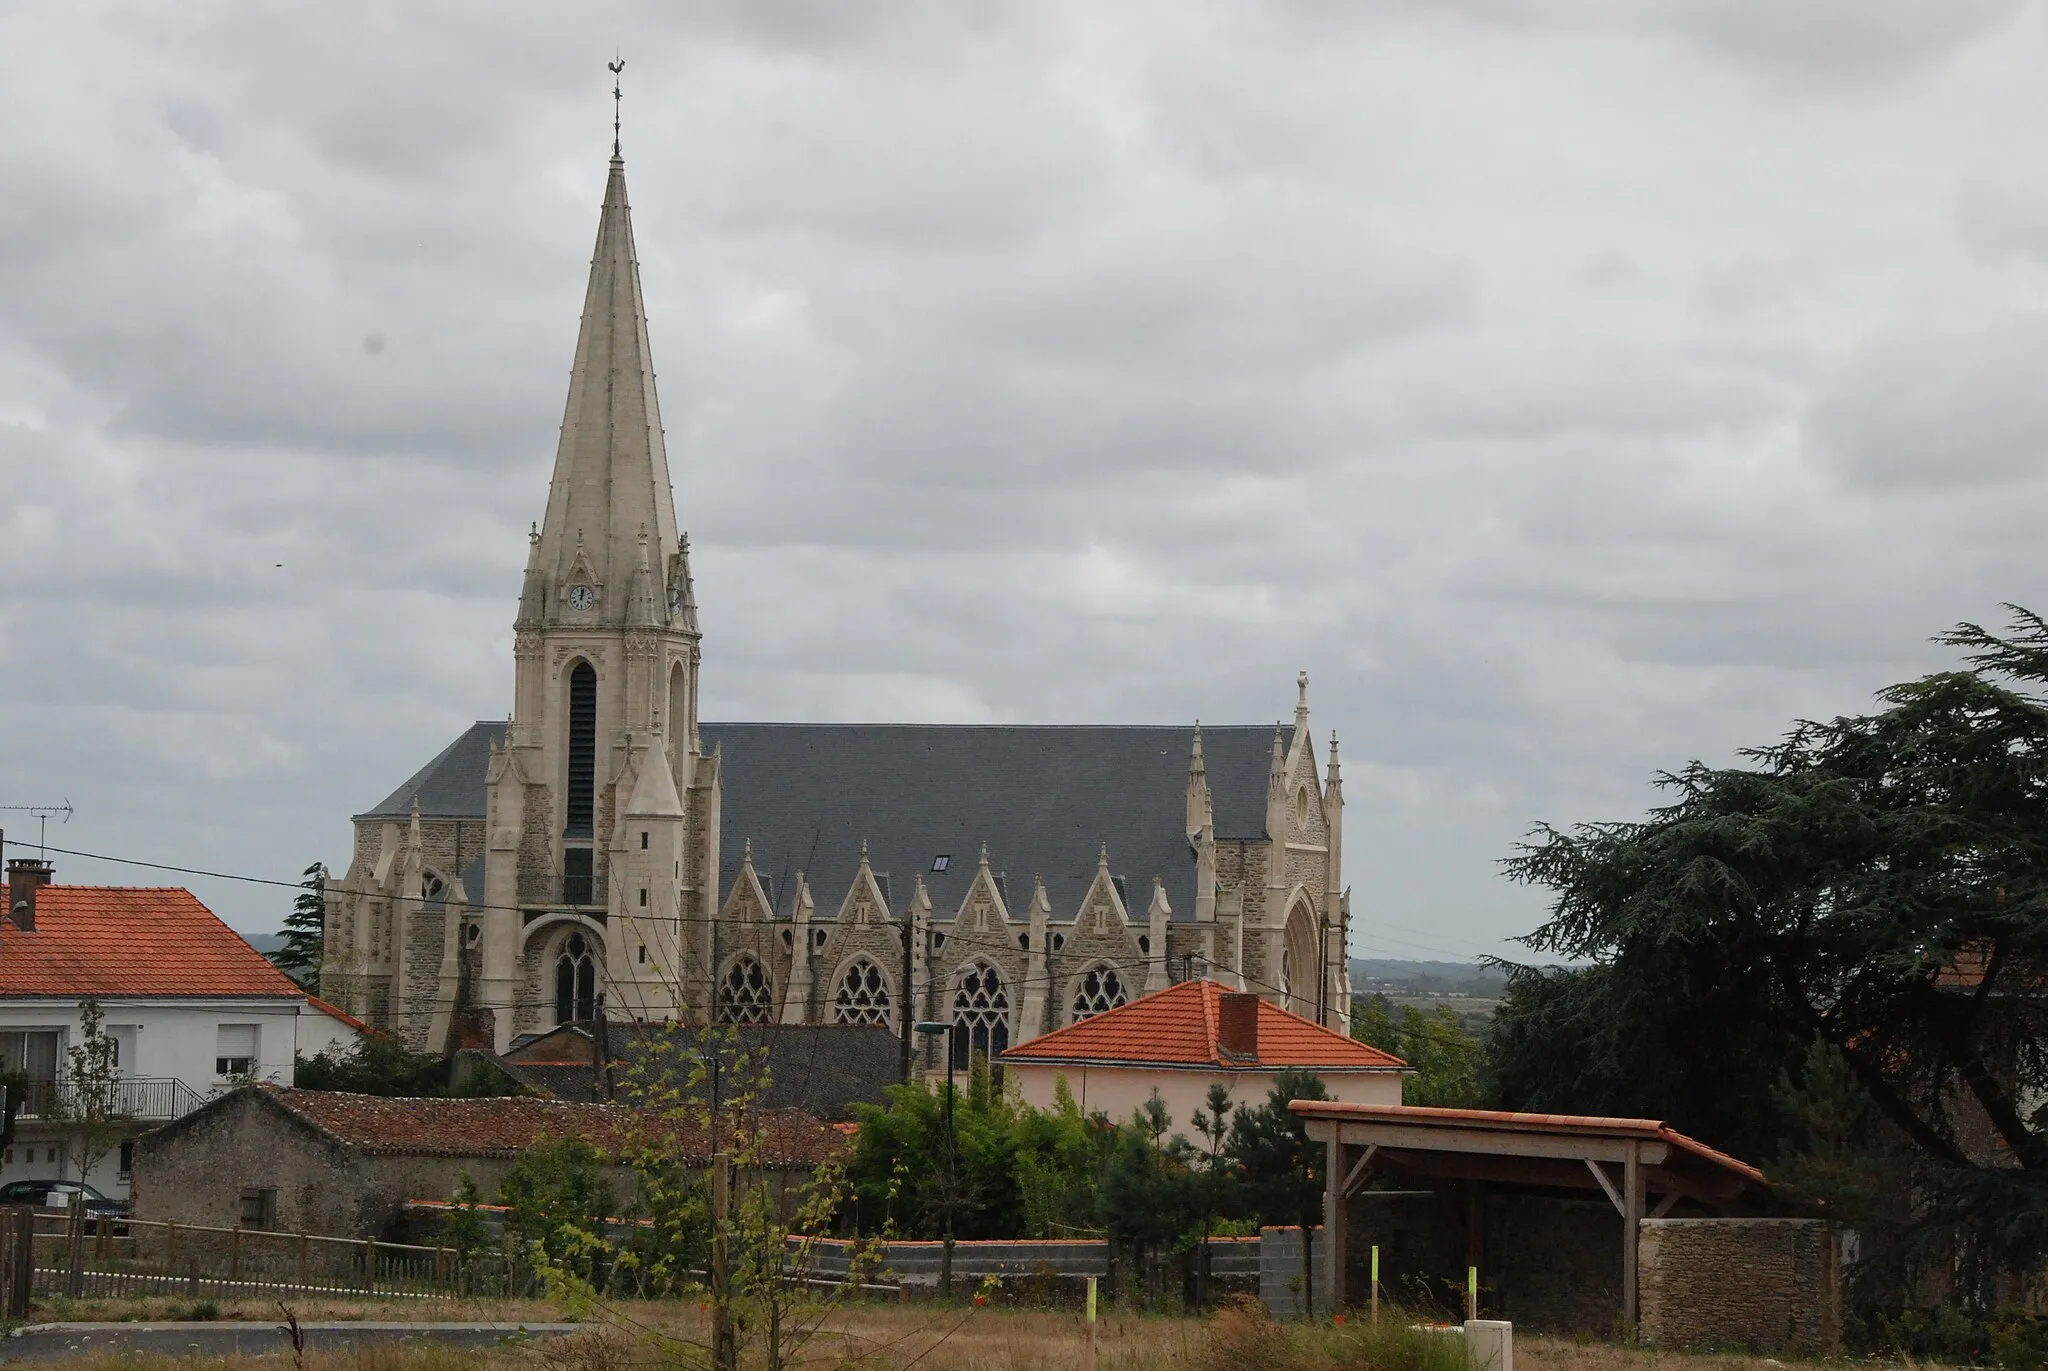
<box><xmin>1285</xmin><ymin>1100</ymin><xmax>1768</xmax><ymax>1187</ymax></box>
<box><xmin>306</xmin><ymin>995</ymin><xmax>373</xmax><ymax>1034</ymax></box>
<box><xmin>0</xmin><ymin>884</ymin><xmax>304</xmax><ymax>999</ymax></box>
<box><xmin>264</xmin><ymin>1087</ymin><xmax>849</xmax><ymax>1167</ymax></box>
<box><xmin>1001</xmin><ymin>979</ymin><xmax>1406</xmax><ymax>1072</ymax></box>
<box><xmin>360</xmin><ymin>719</ymin><xmax>1286</xmax><ymax>920</ymax></box>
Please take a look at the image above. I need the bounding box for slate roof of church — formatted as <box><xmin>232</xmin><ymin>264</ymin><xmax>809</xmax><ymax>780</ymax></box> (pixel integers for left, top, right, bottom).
<box><xmin>358</xmin><ymin>720</ymin><xmax>1284</xmax><ymax>921</ymax></box>
<box><xmin>0</xmin><ymin>884</ymin><xmax>305</xmax><ymax>999</ymax></box>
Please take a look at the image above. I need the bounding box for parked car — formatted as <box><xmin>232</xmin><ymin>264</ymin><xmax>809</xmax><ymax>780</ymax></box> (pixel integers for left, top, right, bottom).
<box><xmin>0</xmin><ymin>1179</ymin><xmax>128</xmax><ymax>1218</ymax></box>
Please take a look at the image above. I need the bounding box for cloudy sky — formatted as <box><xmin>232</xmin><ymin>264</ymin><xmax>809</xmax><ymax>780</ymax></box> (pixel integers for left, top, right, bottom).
<box><xmin>4</xmin><ymin>2</ymin><xmax>2046</xmax><ymax>961</ymax></box>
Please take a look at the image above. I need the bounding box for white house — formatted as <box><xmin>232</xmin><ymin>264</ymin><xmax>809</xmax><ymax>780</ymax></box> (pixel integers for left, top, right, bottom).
<box><xmin>0</xmin><ymin>858</ymin><xmax>363</xmax><ymax>1199</ymax></box>
<box><xmin>1000</xmin><ymin>978</ymin><xmax>1406</xmax><ymax>1140</ymax></box>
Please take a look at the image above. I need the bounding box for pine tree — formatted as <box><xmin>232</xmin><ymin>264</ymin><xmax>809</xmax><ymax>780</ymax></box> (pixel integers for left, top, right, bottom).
<box><xmin>273</xmin><ymin>862</ymin><xmax>325</xmax><ymax>987</ymax></box>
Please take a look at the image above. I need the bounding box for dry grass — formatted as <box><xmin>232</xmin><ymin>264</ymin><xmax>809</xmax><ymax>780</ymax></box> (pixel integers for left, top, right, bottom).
<box><xmin>11</xmin><ymin>1298</ymin><xmax>1925</xmax><ymax>1371</ymax></box>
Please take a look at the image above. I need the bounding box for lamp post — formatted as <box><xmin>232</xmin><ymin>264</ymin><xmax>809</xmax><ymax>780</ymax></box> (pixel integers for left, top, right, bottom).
<box><xmin>913</xmin><ymin>1018</ymin><xmax>955</xmax><ymax>1298</ymax></box>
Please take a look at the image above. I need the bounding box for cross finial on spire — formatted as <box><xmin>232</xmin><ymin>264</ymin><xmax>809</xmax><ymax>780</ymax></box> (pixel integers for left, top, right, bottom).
<box><xmin>608</xmin><ymin>57</ymin><xmax>625</xmax><ymax>159</ymax></box>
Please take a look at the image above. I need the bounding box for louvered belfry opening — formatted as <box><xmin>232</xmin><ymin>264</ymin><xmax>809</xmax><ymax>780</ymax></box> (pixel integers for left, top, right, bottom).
<box><xmin>566</xmin><ymin>661</ymin><xmax>597</xmax><ymax>838</ymax></box>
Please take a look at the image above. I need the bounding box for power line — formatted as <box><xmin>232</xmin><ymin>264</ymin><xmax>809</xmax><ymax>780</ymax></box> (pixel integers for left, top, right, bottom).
<box><xmin>21</xmin><ymin>838</ymin><xmax>1360</xmax><ymax>1015</ymax></box>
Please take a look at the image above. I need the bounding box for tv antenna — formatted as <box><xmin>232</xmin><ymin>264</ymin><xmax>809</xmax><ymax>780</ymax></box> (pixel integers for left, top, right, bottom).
<box><xmin>0</xmin><ymin>802</ymin><xmax>74</xmax><ymax>858</ymax></box>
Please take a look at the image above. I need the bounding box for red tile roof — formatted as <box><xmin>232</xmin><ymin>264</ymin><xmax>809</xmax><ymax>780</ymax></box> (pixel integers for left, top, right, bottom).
<box><xmin>306</xmin><ymin>995</ymin><xmax>372</xmax><ymax>1034</ymax></box>
<box><xmin>264</xmin><ymin>1087</ymin><xmax>849</xmax><ymax>1167</ymax></box>
<box><xmin>1284</xmin><ymin>1100</ymin><xmax>1767</xmax><ymax>1186</ymax></box>
<box><xmin>1000</xmin><ymin>979</ymin><xmax>1406</xmax><ymax>1071</ymax></box>
<box><xmin>0</xmin><ymin>884</ymin><xmax>303</xmax><ymax>999</ymax></box>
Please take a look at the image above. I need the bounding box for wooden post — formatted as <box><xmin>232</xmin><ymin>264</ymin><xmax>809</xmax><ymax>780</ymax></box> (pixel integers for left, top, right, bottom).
<box><xmin>297</xmin><ymin>1233</ymin><xmax>308</xmax><ymax>1286</ymax></box>
<box><xmin>230</xmin><ymin>1224</ymin><xmax>242</xmax><ymax>1280</ymax></box>
<box><xmin>1083</xmin><ymin>1274</ymin><xmax>1098</xmax><ymax>1371</ymax></box>
<box><xmin>1621</xmin><ymin>1140</ymin><xmax>1642</xmax><ymax>1339</ymax></box>
<box><xmin>363</xmin><ymin>1237</ymin><xmax>377</xmax><ymax>1294</ymax></box>
<box><xmin>1369</xmin><ymin>1246</ymin><xmax>1378</xmax><ymax>1326</ymax></box>
<box><xmin>711</xmin><ymin>1152</ymin><xmax>735</xmax><ymax>1371</ymax></box>
<box><xmin>165</xmin><ymin>1219</ymin><xmax>177</xmax><ymax>1275</ymax></box>
<box><xmin>1323</xmin><ymin>1133</ymin><xmax>1345</xmax><ymax>1315</ymax></box>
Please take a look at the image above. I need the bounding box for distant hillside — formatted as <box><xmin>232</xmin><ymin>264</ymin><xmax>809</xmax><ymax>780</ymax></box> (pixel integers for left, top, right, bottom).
<box><xmin>1349</xmin><ymin>958</ymin><xmax>1507</xmax><ymax>998</ymax></box>
<box><xmin>243</xmin><ymin>931</ymin><xmax>288</xmax><ymax>955</ymax></box>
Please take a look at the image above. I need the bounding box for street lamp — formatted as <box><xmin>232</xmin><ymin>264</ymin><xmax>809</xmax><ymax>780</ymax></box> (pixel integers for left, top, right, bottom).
<box><xmin>913</xmin><ymin>1019</ymin><xmax>956</xmax><ymax>1297</ymax></box>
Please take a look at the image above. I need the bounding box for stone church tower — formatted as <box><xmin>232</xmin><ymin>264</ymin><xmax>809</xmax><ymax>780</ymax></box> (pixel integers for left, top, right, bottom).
<box><xmin>322</xmin><ymin>143</ymin><xmax>1354</xmax><ymax>1058</ymax></box>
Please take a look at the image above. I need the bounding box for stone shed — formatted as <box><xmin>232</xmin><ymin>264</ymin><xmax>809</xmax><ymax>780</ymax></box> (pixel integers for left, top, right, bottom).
<box><xmin>132</xmin><ymin>1085</ymin><xmax>848</xmax><ymax>1242</ymax></box>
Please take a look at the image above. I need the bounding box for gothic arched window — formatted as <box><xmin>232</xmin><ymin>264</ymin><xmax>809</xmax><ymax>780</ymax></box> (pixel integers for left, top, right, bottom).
<box><xmin>555</xmin><ymin>932</ymin><xmax>597</xmax><ymax>1024</ymax></box>
<box><xmin>565</xmin><ymin>661</ymin><xmax>597</xmax><ymax>839</ymax></box>
<box><xmin>833</xmin><ymin>958</ymin><xmax>893</xmax><ymax>1029</ymax></box>
<box><xmin>716</xmin><ymin>956</ymin><xmax>774</xmax><ymax>1024</ymax></box>
<box><xmin>1071</xmin><ymin>965</ymin><xmax>1128</xmax><ymax>1023</ymax></box>
<box><xmin>951</xmin><ymin>962</ymin><xmax>1009</xmax><ymax>1069</ymax></box>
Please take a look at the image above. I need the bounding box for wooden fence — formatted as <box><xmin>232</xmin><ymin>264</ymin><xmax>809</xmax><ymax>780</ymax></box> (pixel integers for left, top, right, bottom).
<box><xmin>3</xmin><ymin>1207</ymin><xmax>543</xmax><ymax>1304</ymax></box>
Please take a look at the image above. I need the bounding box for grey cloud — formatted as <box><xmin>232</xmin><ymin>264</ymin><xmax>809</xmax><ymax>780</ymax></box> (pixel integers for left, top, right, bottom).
<box><xmin>1808</xmin><ymin>312</ymin><xmax>2048</xmax><ymax>490</ymax></box>
<box><xmin>2</xmin><ymin>1</ymin><xmax>2043</xmax><ymax>959</ymax></box>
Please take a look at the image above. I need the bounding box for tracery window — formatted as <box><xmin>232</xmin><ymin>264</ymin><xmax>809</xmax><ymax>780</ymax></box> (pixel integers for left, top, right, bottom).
<box><xmin>833</xmin><ymin>958</ymin><xmax>893</xmax><ymax>1029</ymax></box>
<box><xmin>1071</xmin><ymin>965</ymin><xmax>1128</xmax><ymax>1022</ymax></box>
<box><xmin>555</xmin><ymin>932</ymin><xmax>597</xmax><ymax>1024</ymax></box>
<box><xmin>716</xmin><ymin>955</ymin><xmax>774</xmax><ymax>1024</ymax></box>
<box><xmin>951</xmin><ymin>962</ymin><xmax>1009</xmax><ymax>1069</ymax></box>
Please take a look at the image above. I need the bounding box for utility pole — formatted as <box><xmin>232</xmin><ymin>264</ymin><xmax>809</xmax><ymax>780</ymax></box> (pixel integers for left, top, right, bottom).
<box><xmin>913</xmin><ymin>1019</ymin><xmax>954</xmax><ymax>1297</ymax></box>
<box><xmin>899</xmin><ymin>907</ymin><xmax>915</xmax><ymax>1084</ymax></box>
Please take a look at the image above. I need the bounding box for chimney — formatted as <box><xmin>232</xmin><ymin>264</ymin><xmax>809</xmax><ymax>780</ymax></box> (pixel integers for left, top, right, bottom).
<box><xmin>5</xmin><ymin>858</ymin><xmax>52</xmax><ymax>932</ymax></box>
<box><xmin>1218</xmin><ymin>991</ymin><xmax>1259</xmax><ymax>1062</ymax></box>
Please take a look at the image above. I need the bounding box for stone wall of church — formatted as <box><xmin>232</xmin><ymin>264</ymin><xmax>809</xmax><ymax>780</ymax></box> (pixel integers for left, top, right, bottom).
<box><xmin>1217</xmin><ymin>841</ymin><xmax>1274</xmax><ymax>990</ymax></box>
<box><xmin>517</xmin><ymin>784</ymin><xmax>554</xmax><ymax>902</ymax></box>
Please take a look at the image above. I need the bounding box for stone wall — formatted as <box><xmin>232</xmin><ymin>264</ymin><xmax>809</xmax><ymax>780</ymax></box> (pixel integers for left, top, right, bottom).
<box><xmin>1638</xmin><ymin>1218</ymin><xmax>1839</xmax><ymax>1355</ymax></box>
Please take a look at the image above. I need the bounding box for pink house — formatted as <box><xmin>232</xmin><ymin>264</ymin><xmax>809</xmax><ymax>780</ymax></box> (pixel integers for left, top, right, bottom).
<box><xmin>1000</xmin><ymin>979</ymin><xmax>1404</xmax><ymax>1139</ymax></box>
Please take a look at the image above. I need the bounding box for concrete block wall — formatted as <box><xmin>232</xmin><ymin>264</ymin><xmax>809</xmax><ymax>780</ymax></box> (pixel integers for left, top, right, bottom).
<box><xmin>804</xmin><ymin>1236</ymin><xmax>1259</xmax><ymax>1306</ymax></box>
<box><xmin>1258</xmin><ymin>1226</ymin><xmax>1329</xmax><ymax>1317</ymax></box>
<box><xmin>1638</xmin><ymin>1218</ymin><xmax>1839</xmax><ymax>1354</ymax></box>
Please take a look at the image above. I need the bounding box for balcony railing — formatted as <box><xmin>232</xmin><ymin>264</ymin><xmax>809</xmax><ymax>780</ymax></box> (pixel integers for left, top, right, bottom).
<box><xmin>12</xmin><ymin>1077</ymin><xmax>212</xmax><ymax>1122</ymax></box>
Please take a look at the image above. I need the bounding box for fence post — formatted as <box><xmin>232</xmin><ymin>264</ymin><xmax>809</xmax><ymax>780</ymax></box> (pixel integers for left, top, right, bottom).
<box><xmin>165</xmin><ymin>1220</ymin><xmax>177</xmax><ymax>1275</ymax></box>
<box><xmin>230</xmin><ymin>1224</ymin><xmax>243</xmax><ymax>1281</ymax></box>
<box><xmin>435</xmin><ymin>1246</ymin><xmax>448</xmax><ymax>1292</ymax></box>
<box><xmin>296</xmin><ymin>1233</ymin><xmax>308</xmax><ymax>1287</ymax></box>
<box><xmin>363</xmin><ymin>1238</ymin><xmax>376</xmax><ymax>1294</ymax></box>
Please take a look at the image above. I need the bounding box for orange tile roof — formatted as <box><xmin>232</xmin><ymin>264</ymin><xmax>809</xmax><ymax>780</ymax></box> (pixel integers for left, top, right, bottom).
<box><xmin>0</xmin><ymin>883</ymin><xmax>303</xmax><ymax>999</ymax></box>
<box><xmin>1000</xmin><ymin>979</ymin><xmax>1406</xmax><ymax>1071</ymax></box>
<box><xmin>306</xmin><ymin>995</ymin><xmax>373</xmax><ymax>1034</ymax></box>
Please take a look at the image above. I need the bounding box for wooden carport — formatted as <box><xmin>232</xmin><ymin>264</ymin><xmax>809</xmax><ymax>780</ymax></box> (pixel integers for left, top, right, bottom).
<box><xmin>1291</xmin><ymin>1101</ymin><xmax>1773</xmax><ymax>1333</ymax></box>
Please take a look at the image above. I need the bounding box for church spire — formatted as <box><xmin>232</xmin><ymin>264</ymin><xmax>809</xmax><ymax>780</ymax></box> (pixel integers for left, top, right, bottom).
<box><xmin>528</xmin><ymin>136</ymin><xmax>683</xmax><ymax>630</ymax></box>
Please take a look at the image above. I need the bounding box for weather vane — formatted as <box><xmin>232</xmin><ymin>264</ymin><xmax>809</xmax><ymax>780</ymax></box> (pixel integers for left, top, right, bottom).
<box><xmin>608</xmin><ymin>57</ymin><xmax>625</xmax><ymax>158</ymax></box>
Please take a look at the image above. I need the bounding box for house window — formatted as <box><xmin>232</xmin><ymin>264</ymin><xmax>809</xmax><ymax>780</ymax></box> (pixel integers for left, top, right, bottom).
<box><xmin>239</xmin><ymin>1187</ymin><xmax>278</xmax><ymax>1230</ymax></box>
<box><xmin>640</xmin><ymin>831</ymin><xmax>649</xmax><ymax>850</ymax></box>
<box><xmin>0</xmin><ymin>1031</ymin><xmax>60</xmax><ymax>1083</ymax></box>
<box><xmin>715</xmin><ymin>957</ymin><xmax>774</xmax><ymax>1024</ymax></box>
<box><xmin>931</xmin><ymin>855</ymin><xmax>951</xmax><ymax>873</ymax></box>
<box><xmin>118</xmin><ymin>1141</ymin><xmax>134</xmax><ymax>1178</ymax></box>
<box><xmin>215</xmin><ymin>1025</ymin><xmax>259</xmax><ymax>1078</ymax></box>
<box><xmin>638</xmin><ymin>888</ymin><xmax>647</xmax><ymax>907</ymax></box>
<box><xmin>833</xmin><ymin>958</ymin><xmax>892</xmax><ymax>1029</ymax></box>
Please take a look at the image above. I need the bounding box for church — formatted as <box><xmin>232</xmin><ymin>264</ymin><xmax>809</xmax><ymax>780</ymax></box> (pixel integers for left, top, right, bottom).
<box><xmin>320</xmin><ymin>141</ymin><xmax>1352</xmax><ymax>1062</ymax></box>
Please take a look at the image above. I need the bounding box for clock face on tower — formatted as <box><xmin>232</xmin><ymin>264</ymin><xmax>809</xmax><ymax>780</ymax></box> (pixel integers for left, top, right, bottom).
<box><xmin>568</xmin><ymin>584</ymin><xmax>596</xmax><ymax>611</ymax></box>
